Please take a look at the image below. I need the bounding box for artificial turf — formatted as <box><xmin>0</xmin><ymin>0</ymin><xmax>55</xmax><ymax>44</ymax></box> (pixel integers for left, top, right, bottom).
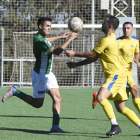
<box><xmin>0</xmin><ymin>87</ymin><xmax>140</xmax><ymax>140</ymax></box>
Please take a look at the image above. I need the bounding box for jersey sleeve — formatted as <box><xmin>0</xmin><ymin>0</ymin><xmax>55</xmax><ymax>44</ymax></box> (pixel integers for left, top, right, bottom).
<box><xmin>135</xmin><ymin>40</ymin><xmax>139</xmax><ymax>53</ymax></box>
<box><xmin>93</xmin><ymin>38</ymin><xmax>108</xmax><ymax>54</ymax></box>
<box><xmin>36</xmin><ymin>38</ymin><xmax>53</xmax><ymax>55</ymax></box>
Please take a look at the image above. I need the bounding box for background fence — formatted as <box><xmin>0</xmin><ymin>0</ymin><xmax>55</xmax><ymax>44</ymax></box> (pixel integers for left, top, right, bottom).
<box><xmin>0</xmin><ymin>0</ymin><xmax>140</xmax><ymax>87</ymax></box>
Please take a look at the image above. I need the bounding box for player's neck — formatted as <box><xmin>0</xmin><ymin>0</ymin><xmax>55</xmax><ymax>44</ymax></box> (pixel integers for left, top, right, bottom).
<box><xmin>38</xmin><ymin>31</ymin><xmax>47</xmax><ymax>37</ymax></box>
<box><xmin>123</xmin><ymin>35</ymin><xmax>132</xmax><ymax>39</ymax></box>
<box><xmin>105</xmin><ymin>30</ymin><xmax>115</xmax><ymax>37</ymax></box>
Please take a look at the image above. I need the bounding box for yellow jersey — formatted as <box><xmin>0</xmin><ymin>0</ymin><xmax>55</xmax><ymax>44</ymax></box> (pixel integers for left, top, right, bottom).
<box><xmin>117</xmin><ymin>36</ymin><xmax>139</xmax><ymax>70</ymax></box>
<box><xmin>94</xmin><ymin>33</ymin><xmax>124</xmax><ymax>78</ymax></box>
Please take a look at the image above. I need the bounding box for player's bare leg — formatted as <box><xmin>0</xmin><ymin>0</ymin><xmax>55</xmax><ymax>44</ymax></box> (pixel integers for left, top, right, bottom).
<box><xmin>25</xmin><ymin>96</ymin><xmax>44</xmax><ymax>108</ymax></box>
<box><xmin>130</xmin><ymin>85</ymin><xmax>139</xmax><ymax>98</ymax></box>
<box><xmin>48</xmin><ymin>88</ymin><xmax>61</xmax><ymax>114</ymax></box>
<box><xmin>97</xmin><ymin>87</ymin><xmax>112</xmax><ymax>102</ymax></box>
<box><xmin>48</xmin><ymin>88</ymin><xmax>67</xmax><ymax>133</ymax></box>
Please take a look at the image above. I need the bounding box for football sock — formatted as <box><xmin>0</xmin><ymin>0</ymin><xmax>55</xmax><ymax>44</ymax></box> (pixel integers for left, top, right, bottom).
<box><xmin>110</xmin><ymin>118</ymin><xmax>118</xmax><ymax>125</ymax></box>
<box><xmin>12</xmin><ymin>86</ymin><xmax>17</xmax><ymax>94</ymax></box>
<box><xmin>122</xmin><ymin>107</ymin><xmax>140</xmax><ymax>126</ymax></box>
<box><xmin>138</xmin><ymin>123</ymin><xmax>140</xmax><ymax>129</ymax></box>
<box><xmin>100</xmin><ymin>99</ymin><xmax>116</xmax><ymax>120</ymax></box>
<box><xmin>132</xmin><ymin>98</ymin><xmax>140</xmax><ymax>114</ymax></box>
<box><xmin>14</xmin><ymin>90</ymin><xmax>27</xmax><ymax>101</ymax></box>
<box><xmin>53</xmin><ymin>113</ymin><xmax>60</xmax><ymax>126</ymax></box>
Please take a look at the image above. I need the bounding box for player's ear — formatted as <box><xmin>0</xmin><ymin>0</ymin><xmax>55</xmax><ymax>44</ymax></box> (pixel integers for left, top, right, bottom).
<box><xmin>108</xmin><ymin>25</ymin><xmax>112</xmax><ymax>29</ymax></box>
<box><xmin>39</xmin><ymin>24</ymin><xmax>42</xmax><ymax>29</ymax></box>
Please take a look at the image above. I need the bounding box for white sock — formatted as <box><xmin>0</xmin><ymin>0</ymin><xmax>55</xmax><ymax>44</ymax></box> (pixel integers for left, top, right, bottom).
<box><xmin>110</xmin><ymin>118</ymin><xmax>118</xmax><ymax>125</ymax></box>
<box><xmin>137</xmin><ymin>123</ymin><xmax>140</xmax><ymax>129</ymax></box>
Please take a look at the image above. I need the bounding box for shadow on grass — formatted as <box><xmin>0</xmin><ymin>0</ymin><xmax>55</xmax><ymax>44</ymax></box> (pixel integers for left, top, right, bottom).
<box><xmin>0</xmin><ymin>127</ymin><xmax>138</xmax><ymax>138</ymax></box>
<box><xmin>0</xmin><ymin>127</ymin><xmax>109</xmax><ymax>138</ymax></box>
<box><xmin>0</xmin><ymin>115</ymin><xmax>108</xmax><ymax>121</ymax></box>
<box><xmin>0</xmin><ymin>127</ymin><xmax>51</xmax><ymax>134</ymax></box>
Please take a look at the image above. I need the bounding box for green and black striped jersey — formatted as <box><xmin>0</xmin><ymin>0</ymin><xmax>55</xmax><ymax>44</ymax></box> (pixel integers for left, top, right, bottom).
<box><xmin>33</xmin><ymin>33</ymin><xmax>53</xmax><ymax>75</ymax></box>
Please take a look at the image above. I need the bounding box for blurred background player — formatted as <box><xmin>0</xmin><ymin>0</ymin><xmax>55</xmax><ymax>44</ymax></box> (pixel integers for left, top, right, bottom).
<box><xmin>66</xmin><ymin>15</ymin><xmax>140</xmax><ymax>136</ymax></box>
<box><xmin>2</xmin><ymin>17</ymin><xmax>77</xmax><ymax>133</ymax></box>
<box><xmin>93</xmin><ymin>22</ymin><xmax>140</xmax><ymax>115</ymax></box>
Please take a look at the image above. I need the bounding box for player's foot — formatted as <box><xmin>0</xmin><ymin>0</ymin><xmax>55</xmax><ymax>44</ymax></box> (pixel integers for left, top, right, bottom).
<box><xmin>106</xmin><ymin>125</ymin><xmax>121</xmax><ymax>136</ymax></box>
<box><xmin>92</xmin><ymin>92</ymin><xmax>98</xmax><ymax>109</ymax></box>
<box><xmin>2</xmin><ymin>86</ymin><xmax>16</xmax><ymax>102</ymax></box>
<box><xmin>50</xmin><ymin>125</ymin><xmax>67</xmax><ymax>133</ymax></box>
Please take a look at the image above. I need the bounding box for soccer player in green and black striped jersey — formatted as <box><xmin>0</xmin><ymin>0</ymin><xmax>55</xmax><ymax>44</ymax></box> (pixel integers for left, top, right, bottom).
<box><xmin>2</xmin><ymin>17</ymin><xmax>77</xmax><ymax>133</ymax></box>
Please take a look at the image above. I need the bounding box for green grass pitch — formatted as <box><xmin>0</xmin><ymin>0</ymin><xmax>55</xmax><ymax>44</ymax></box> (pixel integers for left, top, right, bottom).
<box><xmin>0</xmin><ymin>87</ymin><xmax>140</xmax><ymax>140</ymax></box>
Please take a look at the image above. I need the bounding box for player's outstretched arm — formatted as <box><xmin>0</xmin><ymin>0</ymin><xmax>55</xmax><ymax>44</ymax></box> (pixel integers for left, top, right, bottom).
<box><xmin>48</xmin><ymin>32</ymin><xmax>71</xmax><ymax>42</ymax></box>
<box><xmin>66</xmin><ymin>49</ymin><xmax>99</xmax><ymax>58</ymax></box>
<box><xmin>66</xmin><ymin>56</ymin><xmax>100</xmax><ymax>68</ymax></box>
<box><xmin>49</xmin><ymin>33</ymin><xmax>77</xmax><ymax>55</ymax></box>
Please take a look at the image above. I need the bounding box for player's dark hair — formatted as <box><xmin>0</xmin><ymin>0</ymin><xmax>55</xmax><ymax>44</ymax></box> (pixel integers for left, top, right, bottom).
<box><xmin>37</xmin><ymin>17</ymin><xmax>52</xmax><ymax>28</ymax></box>
<box><xmin>106</xmin><ymin>15</ymin><xmax>119</xmax><ymax>30</ymax></box>
<box><xmin>123</xmin><ymin>22</ymin><xmax>133</xmax><ymax>27</ymax></box>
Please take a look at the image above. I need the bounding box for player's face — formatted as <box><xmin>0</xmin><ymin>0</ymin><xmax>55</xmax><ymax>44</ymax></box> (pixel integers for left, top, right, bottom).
<box><xmin>102</xmin><ymin>18</ymin><xmax>109</xmax><ymax>33</ymax></box>
<box><xmin>123</xmin><ymin>24</ymin><xmax>133</xmax><ymax>38</ymax></box>
<box><xmin>39</xmin><ymin>21</ymin><xmax>51</xmax><ymax>37</ymax></box>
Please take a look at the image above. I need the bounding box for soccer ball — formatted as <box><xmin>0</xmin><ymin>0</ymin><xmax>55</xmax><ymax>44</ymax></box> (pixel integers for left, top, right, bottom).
<box><xmin>68</xmin><ymin>17</ymin><xmax>83</xmax><ymax>33</ymax></box>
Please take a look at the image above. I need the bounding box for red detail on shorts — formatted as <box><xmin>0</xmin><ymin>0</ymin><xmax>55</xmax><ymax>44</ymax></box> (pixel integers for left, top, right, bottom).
<box><xmin>38</xmin><ymin>91</ymin><xmax>45</xmax><ymax>94</ymax></box>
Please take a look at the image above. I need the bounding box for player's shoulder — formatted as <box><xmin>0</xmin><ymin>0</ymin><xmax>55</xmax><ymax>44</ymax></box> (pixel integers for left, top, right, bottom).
<box><xmin>132</xmin><ymin>36</ymin><xmax>139</xmax><ymax>41</ymax></box>
<box><xmin>102</xmin><ymin>34</ymin><xmax>116</xmax><ymax>43</ymax></box>
<box><xmin>33</xmin><ymin>33</ymin><xmax>40</xmax><ymax>39</ymax></box>
<box><xmin>34</xmin><ymin>33</ymin><xmax>48</xmax><ymax>42</ymax></box>
<box><xmin>99</xmin><ymin>37</ymin><xmax>109</xmax><ymax>45</ymax></box>
<box><xmin>116</xmin><ymin>36</ymin><xmax>123</xmax><ymax>40</ymax></box>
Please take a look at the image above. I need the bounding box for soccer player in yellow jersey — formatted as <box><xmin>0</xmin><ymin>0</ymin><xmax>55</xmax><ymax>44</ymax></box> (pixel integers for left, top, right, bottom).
<box><xmin>93</xmin><ymin>22</ymin><xmax>140</xmax><ymax>120</ymax></box>
<box><xmin>117</xmin><ymin>22</ymin><xmax>140</xmax><ymax>114</ymax></box>
<box><xmin>66</xmin><ymin>15</ymin><xmax>140</xmax><ymax>136</ymax></box>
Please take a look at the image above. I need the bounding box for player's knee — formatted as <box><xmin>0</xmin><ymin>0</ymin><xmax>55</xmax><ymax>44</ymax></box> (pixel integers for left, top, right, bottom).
<box><xmin>56</xmin><ymin>96</ymin><xmax>62</xmax><ymax>104</ymax></box>
<box><xmin>116</xmin><ymin>108</ymin><xmax>122</xmax><ymax>113</ymax></box>
<box><xmin>96</xmin><ymin>94</ymin><xmax>104</xmax><ymax>102</ymax></box>
<box><xmin>60</xmin><ymin>96</ymin><xmax>62</xmax><ymax>103</ymax></box>
<box><xmin>53</xmin><ymin>93</ymin><xmax>62</xmax><ymax>105</ymax></box>
<box><xmin>34</xmin><ymin>103</ymin><xmax>43</xmax><ymax>108</ymax></box>
<box><xmin>115</xmin><ymin>104</ymin><xmax>124</xmax><ymax>113</ymax></box>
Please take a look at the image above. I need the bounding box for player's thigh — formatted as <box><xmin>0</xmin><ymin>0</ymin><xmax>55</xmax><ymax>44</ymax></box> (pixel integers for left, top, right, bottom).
<box><xmin>45</xmin><ymin>72</ymin><xmax>60</xmax><ymax>101</ymax></box>
<box><xmin>32</xmin><ymin>70</ymin><xmax>47</xmax><ymax>98</ymax></box>
<box><xmin>45</xmin><ymin>72</ymin><xmax>59</xmax><ymax>91</ymax></box>
<box><xmin>97</xmin><ymin>87</ymin><xmax>112</xmax><ymax>102</ymax></box>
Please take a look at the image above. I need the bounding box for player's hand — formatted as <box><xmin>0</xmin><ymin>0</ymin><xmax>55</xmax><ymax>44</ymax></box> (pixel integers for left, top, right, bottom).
<box><xmin>66</xmin><ymin>50</ymin><xmax>75</xmax><ymax>57</ymax></box>
<box><xmin>134</xmin><ymin>59</ymin><xmax>140</xmax><ymax>67</ymax></box>
<box><xmin>66</xmin><ymin>62</ymin><xmax>77</xmax><ymax>68</ymax></box>
<box><xmin>68</xmin><ymin>33</ymin><xmax>78</xmax><ymax>41</ymax></box>
<box><xmin>61</xmin><ymin>32</ymin><xmax>71</xmax><ymax>38</ymax></box>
